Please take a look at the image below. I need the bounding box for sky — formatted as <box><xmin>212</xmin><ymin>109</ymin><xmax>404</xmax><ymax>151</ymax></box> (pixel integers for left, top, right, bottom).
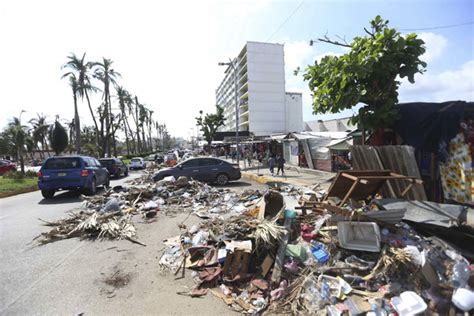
<box><xmin>0</xmin><ymin>0</ymin><xmax>473</xmax><ymax>139</ymax></box>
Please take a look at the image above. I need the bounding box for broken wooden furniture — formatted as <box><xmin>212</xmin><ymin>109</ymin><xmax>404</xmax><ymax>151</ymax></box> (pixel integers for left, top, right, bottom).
<box><xmin>324</xmin><ymin>170</ymin><xmax>423</xmax><ymax>206</ymax></box>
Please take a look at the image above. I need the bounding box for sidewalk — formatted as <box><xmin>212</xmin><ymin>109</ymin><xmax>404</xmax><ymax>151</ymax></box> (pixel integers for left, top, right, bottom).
<box><xmin>224</xmin><ymin>158</ymin><xmax>335</xmax><ymax>189</ymax></box>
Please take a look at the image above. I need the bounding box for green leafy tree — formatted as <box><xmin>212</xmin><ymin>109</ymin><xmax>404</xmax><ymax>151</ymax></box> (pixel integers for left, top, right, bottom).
<box><xmin>92</xmin><ymin>58</ymin><xmax>121</xmax><ymax>156</ymax></box>
<box><xmin>195</xmin><ymin>106</ymin><xmax>226</xmax><ymax>149</ymax></box>
<box><xmin>299</xmin><ymin>16</ymin><xmax>426</xmax><ymax>135</ymax></box>
<box><xmin>49</xmin><ymin>120</ymin><xmax>69</xmax><ymax>155</ymax></box>
<box><xmin>29</xmin><ymin>113</ymin><xmax>50</xmax><ymax>158</ymax></box>
<box><xmin>5</xmin><ymin>117</ymin><xmax>30</xmax><ymax>174</ymax></box>
<box><xmin>62</xmin><ymin>53</ymin><xmax>100</xmax><ymax>148</ymax></box>
<box><xmin>115</xmin><ymin>86</ymin><xmax>133</xmax><ymax>155</ymax></box>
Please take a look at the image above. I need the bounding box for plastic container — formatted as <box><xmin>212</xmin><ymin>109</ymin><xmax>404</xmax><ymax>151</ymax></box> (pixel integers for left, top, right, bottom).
<box><xmin>451</xmin><ymin>287</ymin><xmax>474</xmax><ymax>311</ymax></box>
<box><xmin>311</xmin><ymin>242</ymin><xmax>329</xmax><ymax>263</ymax></box>
<box><xmin>391</xmin><ymin>291</ymin><xmax>427</xmax><ymax>316</ymax></box>
<box><xmin>451</xmin><ymin>261</ymin><xmax>470</xmax><ymax>288</ymax></box>
<box><xmin>337</xmin><ymin>222</ymin><xmax>381</xmax><ymax>252</ymax></box>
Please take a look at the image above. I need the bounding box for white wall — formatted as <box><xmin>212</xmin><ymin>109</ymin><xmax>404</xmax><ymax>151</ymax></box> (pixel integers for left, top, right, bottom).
<box><xmin>246</xmin><ymin>42</ymin><xmax>286</xmax><ymax>136</ymax></box>
<box><xmin>285</xmin><ymin>93</ymin><xmax>303</xmax><ymax>132</ymax></box>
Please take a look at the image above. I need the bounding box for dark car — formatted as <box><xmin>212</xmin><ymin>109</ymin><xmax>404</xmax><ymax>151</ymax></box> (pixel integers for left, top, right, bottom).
<box><xmin>152</xmin><ymin>157</ymin><xmax>240</xmax><ymax>185</ymax></box>
<box><xmin>147</xmin><ymin>154</ymin><xmax>164</xmax><ymax>164</ymax></box>
<box><xmin>99</xmin><ymin>158</ymin><xmax>128</xmax><ymax>177</ymax></box>
<box><xmin>38</xmin><ymin>156</ymin><xmax>110</xmax><ymax>199</ymax></box>
<box><xmin>0</xmin><ymin>160</ymin><xmax>16</xmax><ymax>175</ymax></box>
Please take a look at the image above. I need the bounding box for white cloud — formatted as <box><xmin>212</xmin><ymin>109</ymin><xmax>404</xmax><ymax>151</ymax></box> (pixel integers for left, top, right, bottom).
<box><xmin>284</xmin><ymin>40</ymin><xmax>313</xmax><ymax>72</ymax></box>
<box><xmin>400</xmin><ymin>60</ymin><xmax>474</xmax><ymax>102</ymax></box>
<box><xmin>418</xmin><ymin>32</ymin><xmax>448</xmax><ymax>63</ymax></box>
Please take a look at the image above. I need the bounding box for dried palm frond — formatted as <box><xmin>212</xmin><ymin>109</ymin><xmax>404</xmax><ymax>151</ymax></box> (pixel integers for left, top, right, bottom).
<box><xmin>253</xmin><ymin>220</ymin><xmax>286</xmax><ymax>250</ymax></box>
<box><xmin>33</xmin><ymin>211</ymin><xmax>142</xmax><ymax>245</ymax></box>
<box><xmin>363</xmin><ymin>246</ymin><xmax>413</xmax><ymax>281</ymax></box>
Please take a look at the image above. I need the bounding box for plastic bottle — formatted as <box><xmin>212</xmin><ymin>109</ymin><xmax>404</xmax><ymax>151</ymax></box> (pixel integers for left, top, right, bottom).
<box><xmin>451</xmin><ymin>261</ymin><xmax>470</xmax><ymax>288</ymax></box>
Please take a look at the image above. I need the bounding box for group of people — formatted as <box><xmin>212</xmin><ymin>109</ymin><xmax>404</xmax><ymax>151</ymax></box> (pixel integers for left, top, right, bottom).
<box><xmin>268</xmin><ymin>154</ymin><xmax>286</xmax><ymax>176</ymax></box>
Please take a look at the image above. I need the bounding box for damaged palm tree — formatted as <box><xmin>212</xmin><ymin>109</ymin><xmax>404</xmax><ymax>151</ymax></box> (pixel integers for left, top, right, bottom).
<box><xmin>33</xmin><ymin>210</ymin><xmax>145</xmax><ymax>246</ymax></box>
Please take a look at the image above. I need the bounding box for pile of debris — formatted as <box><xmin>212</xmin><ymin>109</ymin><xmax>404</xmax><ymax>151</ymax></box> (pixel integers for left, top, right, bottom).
<box><xmin>158</xmin><ymin>173</ymin><xmax>474</xmax><ymax>314</ymax></box>
<box><xmin>32</xmin><ymin>165</ymin><xmax>473</xmax><ymax>314</ymax></box>
<box><xmin>33</xmin><ymin>175</ymin><xmax>262</xmax><ymax>246</ymax></box>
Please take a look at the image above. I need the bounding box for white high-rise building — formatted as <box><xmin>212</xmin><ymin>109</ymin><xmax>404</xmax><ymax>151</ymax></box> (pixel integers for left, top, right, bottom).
<box><xmin>216</xmin><ymin>41</ymin><xmax>303</xmax><ymax>136</ymax></box>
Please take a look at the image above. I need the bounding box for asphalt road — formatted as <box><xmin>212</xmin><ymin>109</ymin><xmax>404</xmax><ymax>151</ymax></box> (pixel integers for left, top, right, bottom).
<box><xmin>0</xmin><ymin>171</ymin><xmax>266</xmax><ymax>315</ymax></box>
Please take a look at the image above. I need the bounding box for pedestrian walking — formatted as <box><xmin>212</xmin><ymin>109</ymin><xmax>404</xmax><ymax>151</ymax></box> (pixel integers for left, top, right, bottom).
<box><xmin>276</xmin><ymin>154</ymin><xmax>285</xmax><ymax>176</ymax></box>
<box><xmin>268</xmin><ymin>155</ymin><xmax>276</xmax><ymax>176</ymax></box>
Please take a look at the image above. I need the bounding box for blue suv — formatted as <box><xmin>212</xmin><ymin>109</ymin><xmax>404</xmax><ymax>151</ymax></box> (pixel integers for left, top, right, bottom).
<box><xmin>38</xmin><ymin>156</ymin><xmax>110</xmax><ymax>199</ymax></box>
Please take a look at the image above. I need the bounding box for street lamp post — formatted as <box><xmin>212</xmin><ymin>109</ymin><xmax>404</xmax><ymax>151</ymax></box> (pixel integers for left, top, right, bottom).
<box><xmin>218</xmin><ymin>59</ymin><xmax>239</xmax><ymax>163</ymax></box>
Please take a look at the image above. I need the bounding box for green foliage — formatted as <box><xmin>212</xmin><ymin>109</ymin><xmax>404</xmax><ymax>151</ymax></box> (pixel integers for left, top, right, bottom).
<box><xmin>195</xmin><ymin>106</ymin><xmax>226</xmax><ymax>146</ymax></box>
<box><xmin>0</xmin><ymin>176</ymin><xmax>37</xmax><ymax>197</ymax></box>
<box><xmin>3</xmin><ymin>169</ymin><xmax>37</xmax><ymax>180</ymax></box>
<box><xmin>49</xmin><ymin>120</ymin><xmax>69</xmax><ymax>155</ymax></box>
<box><xmin>300</xmin><ymin>16</ymin><xmax>426</xmax><ymax>130</ymax></box>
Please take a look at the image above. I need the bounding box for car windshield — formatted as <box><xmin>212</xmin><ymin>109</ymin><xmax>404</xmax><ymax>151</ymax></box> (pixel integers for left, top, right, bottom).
<box><xmin>43</xmin><ymin>158</ymin><xmax>82</xmax><ymax>170</ymax></box>
<box><xmin>131</xmin><ymin>158</ymin><xmax>141</xmax><ymax>162</ymax></box>
<box><xmin>99</xmin><ymin>159</ymin><xmax>114</xmax><ymax>166</ymax></box>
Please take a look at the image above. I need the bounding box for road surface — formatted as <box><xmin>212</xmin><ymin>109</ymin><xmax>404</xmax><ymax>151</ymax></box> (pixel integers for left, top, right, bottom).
<box><xmin>0</xmin><ymin>171</ymin><xmax>264</xmax><ymax>315</ymax></box>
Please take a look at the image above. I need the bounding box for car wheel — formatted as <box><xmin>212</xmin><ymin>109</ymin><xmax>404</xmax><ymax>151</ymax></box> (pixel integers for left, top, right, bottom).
<box><xmin>41</xmin><ymin>189</ymin><xmax>55</xmax><ymax>199</ymax></box>
<box><xmin>216</xmin><ymin>173</ymin><xmax>229</xmax><ymax>185</ymax></box>
<box><xmin>88</xmin><ymin>178</ymin><xmax>97</xmax><ymax>195</ymax></box>
<box><xmin>124</xmin><ymin>169</ymin><xmax>128</xmax><ymax>176</ymax></box>
<box><xmin>104</xmin><ymin>176</ymin><xmax>110</xmax><ymax>189</ymax></box>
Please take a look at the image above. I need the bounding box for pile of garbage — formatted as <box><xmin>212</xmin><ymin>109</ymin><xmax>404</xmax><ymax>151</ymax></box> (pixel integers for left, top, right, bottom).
<box><xmin>159</xmin><ymin>184</ymin><xmax>474</xmax><ymax>314</ymax></box>
<box><xmin>33</xmin><ymin>175</ymin><xmax>262</xmax><ymax>246</ymax></box>
<box><xmin>32</xmin><ymin>166</ymin><xmax>473</xmax><ymax>314</ymax></box>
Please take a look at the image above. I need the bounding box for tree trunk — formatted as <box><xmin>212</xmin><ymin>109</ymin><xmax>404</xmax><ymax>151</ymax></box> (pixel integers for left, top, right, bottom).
<box><xmin>18</xmin><ymin>147</ymin><xmax>25</xmax><ymax>174</ymax></box>
<box><xmin>134</xmin><ymin>98</ymin><xmax>141</xmax><ymax>153</ymax></box>
<box><xmin>73</xmin><ymin>92</ymin><xmax>81</xmax><ymax>154</ymax></box>
<box><xmin>85</xmin><ymin>91</ymin><xmax>101</xmax><ymax>148</ymax></box>
<box><xmin>104</xmin><ymin>82</ymin><xmax>110</xmax><ymax>157</ymax></box>
<box><xmin>122</xmin><ymin>110</ymin><xmax>130</xmax><ymax>155</ymax></box>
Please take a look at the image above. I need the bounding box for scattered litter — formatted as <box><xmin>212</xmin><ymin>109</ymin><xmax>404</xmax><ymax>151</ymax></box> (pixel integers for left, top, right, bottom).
<box><xmin>32</xmin><ymin>163</ymin><xmax>473</xmax><ymax>314</ymax></box>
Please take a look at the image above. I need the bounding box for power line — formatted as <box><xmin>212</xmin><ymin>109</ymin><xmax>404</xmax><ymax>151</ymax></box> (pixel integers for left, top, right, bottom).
<box><xmin>266</xmin><ymin>1</ymin><xmax>305</xmax><ymax>42</ymax></box>
<box><xmin>400</xmin><ymin>21</ymin><xmax>474</xmax><ymax>31</ymax></box>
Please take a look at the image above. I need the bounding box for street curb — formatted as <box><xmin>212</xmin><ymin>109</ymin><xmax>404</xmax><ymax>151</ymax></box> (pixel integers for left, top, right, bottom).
<box><xmin>241</xmin><ymin>171</ymin><xmax>311</xmax><ymax>187</ymax></box>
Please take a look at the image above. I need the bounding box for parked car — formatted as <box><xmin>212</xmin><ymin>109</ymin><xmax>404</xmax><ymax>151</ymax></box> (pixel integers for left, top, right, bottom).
<box><xmin>129</xmin><ymin>157</ymin><xmax>146</xmax><ymax>170</ymax></box>
<box><xmin>37</xmin><ymin>156</ymin><xmax>110</xmax><ymax>199</ymax></box>
<box><xmin>0</xmin><ymin>160</ymin><xmax>16</xmax><ymax>175</ymax></box>
<box><xmin>147</xmin><ymin>154</ymin><xmax>164</xmax><ymax>164</ymax></box>
<box><xmin>99</xmin><ymin>158</ymin><xmax>128</xmax><ymax>177</ymax></box>
<box><xmin>152</xmin><ymin>157</ymin><xmax>241</xmax><ymax>185</ymax></box>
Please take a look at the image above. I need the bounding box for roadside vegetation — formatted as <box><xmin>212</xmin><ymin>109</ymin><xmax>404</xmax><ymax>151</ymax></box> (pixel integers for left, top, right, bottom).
<box><xmin>0</xmin><ymin>52</ymin><xmax>178</xmax><ymax>197</ymax></box>
<box><xmin>0</xmin><ymin>170</ymin><xmax>38</xmax><ymax>198</ymax></box>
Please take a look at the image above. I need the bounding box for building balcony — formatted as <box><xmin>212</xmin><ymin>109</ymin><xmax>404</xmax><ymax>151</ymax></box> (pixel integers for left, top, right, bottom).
<box><xmin>239</xmin><ymin>64</ymin><xmax>247</xmax><ymax>76</ymax></box>
<box><xmin>239</xmin><ymin>72</ymin><xmax>248</xmax><ymax>85</ymax></box>
<box><xmin>239</xmin><ymin>81</ymin><xmax>248</xmax><ymax>93</ymax></box>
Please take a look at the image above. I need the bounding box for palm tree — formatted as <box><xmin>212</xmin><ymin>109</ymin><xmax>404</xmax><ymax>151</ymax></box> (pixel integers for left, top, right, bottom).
<box><xmin>6</xmin><ymin>117</ymin><xmax>29</xmax><ymax>174</ymax></box>
<box><xmin>115</xmin><ymin>86</ymin><xmax>133</xmax><ymax>155</ymax></box>
<box><xmin>92</xmin><ymin>58</ymin><xmax>121</xmax><ymax>156</ymax></box>
<box><xmin>147</xmin><ymin>109</ymin><xmax>154</xmax><ymax>151</ymax></box>
<box><xmin>29</xmin><ymin>113</ymin><xmax>50</xmax><ymax>159</ymax></box>
<box><xmin>138</xmin><ymin>103</ymin><xmax>148</xmax><ymax>153</ymax></box>
<box><xmin>68</xmin><ymin>75</ymin><xmax>81</xmax><ymax>153</ymax></box>
<box><xmin>131</xmin><ymin>96</ymin><xmax>142</xmax><ymax>153</ymax></box>
<box><xmin>62</xmin><ymin>53</ymin><xmax>100</xmax><ymax>149</ymax></box>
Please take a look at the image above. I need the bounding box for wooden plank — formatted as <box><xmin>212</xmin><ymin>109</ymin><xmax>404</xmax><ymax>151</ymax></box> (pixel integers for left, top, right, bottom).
<box><xmin>340</xmin><ymin>179</ymin><xmax>360</xmax><ymax>205</ymax></box>
<box><xmin>302</xmin><ymin>139</ymin><xmax>314</xmax><ymax>169</ymax></box>
<box><xmin>326</xmin><ymin>170</ymin><xmax>391</xmax><ymax>201</ymax></box>
<box><xmin>271</xmin><ymin>216</ymin><xmax>292</xmax><ymax>285</ymax></box>
<box><xmin>374</xmin><ymin>146</ymin><xmax>396</xmax><ymax>197</ymax></box>
<box><xmin>373</xmin><ymin>146</ymin><xmax>427</xmax><ymax>201</ymax></box>
<box><xmin>341</xmin><ymin>172</ymin><xmax>368</xmax><ymax>184</ymax></box>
